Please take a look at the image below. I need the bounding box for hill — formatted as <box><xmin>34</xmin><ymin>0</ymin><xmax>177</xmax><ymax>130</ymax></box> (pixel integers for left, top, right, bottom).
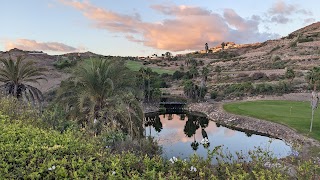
<box><xmin>0</xmin><ymin>22</ymin><xmax>320</xmax><ymax>99</ymax></box>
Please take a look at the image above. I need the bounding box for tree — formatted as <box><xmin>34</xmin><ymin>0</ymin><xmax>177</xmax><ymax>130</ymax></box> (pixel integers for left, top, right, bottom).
<box><xmin>306</xmin><ymin>67</ymin><xmax>320</xmax><ymax>132</ymax></box>
<box><xmin>310</xmin><ymin>91</ymin><xmax>318</xmax><ymax>132</ymax></box>
<box><xmin>306</xmin><ymin>67</ymin><xmax>320</xmax><ymax>91</ymax></box>
<box><xmin>285</xmin><ymin>68</ymin><xmax>295</xmax><ymax>83</ymax></box>
<box><xmin>200</xmin><ymin>67</ymin><xmax>209</xmax><ymax>99</ymax></box>
<box><xmin>0</xmin><ymin>55</ymin><xmax>47</xmax><ymax>104</ymax></box>
<box><xmin>185</xmin><ymin>58</ymin><xmax>191</xmax><ymax>67</ymax></box>
<box><xmin>201</xmin><ymin>66</ymin><xmax>209</xmax><ymax>82</ymax></box>
<box><xmin>221</xmin><ymin>42</ymin><xmax>226</xmax><ymax>50</ymax></box>
<box><xmin>215</xmin><ymin>65</ymin><xmax>222</xmax><ymax>81</ymax></box>
<box><xmin>56</xmin><ymin>58</ymin><xmax>144</xmax><ymax>138</ymax></box>
<box><xmin>138</xmin><ymin>67</ymin><xmax>153</xmax><ymax>102</ymax></box>
<box><xmin>165</xmin><ymin>52</ymin><xmax>172</xmax><ymax>60</ymax></box>
<box><xmin>205</xmin><ymin>43</ymin><xmax>209</xmax><ymax>53</ymax></box>
<box><xmin>189</xmin><ymin>66</ymin><xmax>199</xmax><ymax>79</ymax></box>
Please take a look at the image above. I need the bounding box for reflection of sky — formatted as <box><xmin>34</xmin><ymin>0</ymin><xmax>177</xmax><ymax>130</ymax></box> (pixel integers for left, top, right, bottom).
<box><xmin>146</xmin><ymin>114</ymin><xmax>292</xmax><ymax>161</ymax></box>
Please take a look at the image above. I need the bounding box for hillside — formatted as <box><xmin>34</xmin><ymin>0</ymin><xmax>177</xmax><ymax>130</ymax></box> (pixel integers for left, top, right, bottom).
<box><xmin>0</xmin><ymin>22</ymin><xmax>320</xmax><ymax>100</ymax></box>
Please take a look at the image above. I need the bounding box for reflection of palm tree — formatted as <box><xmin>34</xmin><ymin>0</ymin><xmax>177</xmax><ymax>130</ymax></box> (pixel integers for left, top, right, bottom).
<box><xmin>199</xmin><ymin>116</ymin><xmax>209</xmax><ymax>128</ymax></box>
<box><xmin>201</xmin><ymin>128</ymin><xmax>208</xmax><ymax>139</ymax></box>
<box><xmin>183</xmin><ymin>115</ymin><xmax>199</xmax><ymax>137</ymax></box>
<box><xmin>191</xmin><ymin>134</ymin><xmax>199</xmax><ymax>151</ymax></box>
<box><xmin>179</xmin><ymin>114</ymin><xmax>186</xmax><ymax>120</ymax></box>
<box><xmin>201</xmin><ymin>128</ymin><xmax>210</xmax><ymax>149</ymax></box>
<box><xmin>153</xmin><ymin>115</ymin><xmax>162</xmax><ymax>132</ymax></box>
<box><xmin>203</xmin><ymin>142</ymin><xmax>210</xmax><ymax>149</ymax></box>
<box><xmin>245</xmin><ymin>131</ymin><xmax>253</xmax><ymax>137</ymax></box>
<box><xmin>144</xmin><ymin>113</ymin><xmax>163</xmax><ymax>135</ymax></box>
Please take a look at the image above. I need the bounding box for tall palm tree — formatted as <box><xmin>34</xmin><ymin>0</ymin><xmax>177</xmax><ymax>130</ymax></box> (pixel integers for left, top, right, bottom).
<box><xmin>0</xmin><ymin>55</ymin><xmax>47</xmax><ymax>104</ymax></box>
<box><xmin>138</xmin><ymin>67</ymin><xmax>152</xmax><ymax>102</ymax></box>
<box><xmin>306</xmin><ymin>67</ymin><xmax>320</xmax><ymax>132</ymax></box>
<box><xmin>56</xmin><ymin>58</ymin><xmax>144</xmax><ymax>138</ymax></box>
<box><xmin>306</xmin><ymin>67</ymin><xmax>320</xmax><ymax>91</ymax></box>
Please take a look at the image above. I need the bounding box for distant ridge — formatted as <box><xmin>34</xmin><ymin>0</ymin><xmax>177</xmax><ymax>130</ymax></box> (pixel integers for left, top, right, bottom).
<box><xmin>289</xmin><ymin>22</ymin><xmax>320</xmax><ymax>36</ymax></box>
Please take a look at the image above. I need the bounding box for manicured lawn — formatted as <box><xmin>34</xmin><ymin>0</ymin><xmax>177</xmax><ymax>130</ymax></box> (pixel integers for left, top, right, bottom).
<box><xmin>223</xmin><ymin>100</ymin><xmax>320</xmax><ymax>141</ymax></box>
<box><xmin>79</xmin><ymin>59</ymin><xmax>174</xmax><ymax>75</ymax></box>
<box><xmin>125</xmin><ymin>60</ymin><xmax>175</xmax><ymax>75</ymax></box>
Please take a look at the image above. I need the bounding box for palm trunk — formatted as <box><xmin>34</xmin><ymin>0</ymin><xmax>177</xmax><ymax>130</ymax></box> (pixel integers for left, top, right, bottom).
<box><xmin>127</xmin><ymin>105</ymin><xmax>133</xmax><ymax>138</ymax></box>
<box><xmin>13</xmin><ymin>83</ymin><xmax>18</xmax><ymax>98</ymax></box>
<box><xmin>310</xmin><ymin>108</ymin><xmax>314</xmax><ymax>132</ymax></box>
<box><xmin>148</xmin><ymin>78</ymin><xmax>151</xmax><ymax>102</ymax></box>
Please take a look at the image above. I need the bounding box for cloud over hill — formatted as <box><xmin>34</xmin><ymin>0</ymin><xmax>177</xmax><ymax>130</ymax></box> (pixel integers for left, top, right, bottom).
<box><xmin>59</xmin><ymin>0</ymin><xmax>279</xmax><ymax>52</ymax></box>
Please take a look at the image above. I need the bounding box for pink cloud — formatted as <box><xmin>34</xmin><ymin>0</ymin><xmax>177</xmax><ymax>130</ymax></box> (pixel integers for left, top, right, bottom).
<box><xmin>60</xmin><ymin>0</ymin><xmax>276</xmax><ymax>51</ymax></box>
<box><xmin>267</xmin><ymin>0</ymin><xmax>313</xmax><ymax>24</ymax></box>
<box><xmin>59</xmin><ymin>0</ymin><xmax>141</xmax><ymax>33</ymax></box>
<box><xmin>223</xmin><ymin>9</ymin><xmax>258</xmax><ymax>32</ymax></box>
<box><xmin>224</xmin><ymin>128</ymin><xmax>236</xmax><ymax>138</ymax></box>
<box><xmin>150</xmin><ymin>5</ymin><xmax>211</xmax><ymax>16</ymax></box>
<box><xmin>5</xmin><ymin>39</ymin><xmax>82</xmax><ymax>52</ymax></box>
<box><xmin>304</xmin><ymin>18</ymin><xmax>316</xmax><ymax>25</ymax></box>
<box><xmin>269</xmin><ymin>0</ymin><xmax>297</xmax><ymax>15</ymax></box>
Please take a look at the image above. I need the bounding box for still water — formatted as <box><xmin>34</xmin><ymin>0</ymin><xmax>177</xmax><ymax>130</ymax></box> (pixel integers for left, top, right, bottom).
<box><xmin>144</xmin><ymin>112</ymin><xmax>292</xmax><ymax>161</ymax></box>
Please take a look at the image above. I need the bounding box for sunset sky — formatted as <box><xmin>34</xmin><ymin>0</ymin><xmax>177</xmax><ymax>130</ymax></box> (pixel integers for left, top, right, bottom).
<box><xmin>0</xmin><ymin>0</ymin><xmax>319</xmax><ymax>56</ymax></box>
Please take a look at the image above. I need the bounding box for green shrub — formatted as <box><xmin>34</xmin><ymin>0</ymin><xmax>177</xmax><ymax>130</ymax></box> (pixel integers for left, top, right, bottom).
<box><xmin>254</xmin><ymin>83</ymin><xmax>274</xmax><ymax>94</ymax></box>
<box><xmin>297</xmin><ymin>37</ymin><xmax>314</xmax><ymax>43</ymax></box>
<box><xmin>172</xmin><ymin>70</ymin><xmax>185</xmax><ymax>80</ymax></box>
<box><xmin>53</xmin><ymin>58</ymin><xmax>76</xmax><ymax>69</ymax></box>
<box><xmin>0</xmin><ymin>96</ymin><xmax>40</xmax><ymax>121</ymax></box>
<box><xmin>210</xmin><ymin>91</ymin><xmax>218</xmax><ymax>99</ymax></box>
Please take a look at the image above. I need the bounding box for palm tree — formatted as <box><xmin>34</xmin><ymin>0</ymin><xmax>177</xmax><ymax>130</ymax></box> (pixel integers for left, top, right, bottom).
<box><xmin>56</xmin><ymin>58</ymin><xmax>144</xmax><ymax>138</ymax></box>
<box><xmin>0</xmin><ymin>55</ymin><xmax>47</xmax><ymax>104</ymax></box>
<box><xmin>121</xmin><ymin>93</ymin><xmax>144</xmax><ymax>138</ymax></box>
<box><xmin>138</xmin><ymin>67</ymin><xmax>152</xmax><ymax>102</ymax></box>
<box><xmin>215</xmin><ymin>65</ymin><xmax>222</xmax><ymax>81</ymax></box>
<box><xmin>306</xmin><ymin>67</ymin><xmax>320</xmax><ymax>91</ymax></box>
<box><xmin>306</xmin><ymin>67</ymin><xmax>320</xmax><ymax>132</ymax></box>
<box><xmin>200</xmin><ymin>67</ymin><xmax>209</xmax><ymax>99</ymax></box>
<box><xmin>285</xmin><ymin>68</ymin><xmax>295</xmax><ymax>84</ymax></box>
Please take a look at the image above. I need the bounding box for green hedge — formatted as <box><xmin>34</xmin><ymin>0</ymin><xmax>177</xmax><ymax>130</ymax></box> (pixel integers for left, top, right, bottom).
<box><xmin>1</xmin><ymin>112</ymin><xmax>319</xmax><ymax>179</ymax></box>
<box><xmin>0</xmin><ymin>113</ymin><xmax>214</xmax><ymax>179</ymax></box>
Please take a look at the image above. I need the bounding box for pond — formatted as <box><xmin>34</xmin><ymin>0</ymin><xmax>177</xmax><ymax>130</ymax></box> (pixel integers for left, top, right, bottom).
<box><xmin>144</xmin><ymin>111</ymin><xmax>292</xmax><ymax>162</ymax></box>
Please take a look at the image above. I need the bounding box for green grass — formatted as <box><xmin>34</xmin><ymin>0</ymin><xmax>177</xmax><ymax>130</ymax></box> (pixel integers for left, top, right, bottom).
<box><xmin>223</xmin><ymin>100</ymin><xmax>320</xmax><ymax>141</ymax></box>
<box><xmin>125</xmin><ymin>60</ymin><xmax>175</xmax><ymax>75</ymax></box>
<box><xmin>78</xmin><ymin>58</ymin><xmax>174</xmax><ymax>75</ymax></box>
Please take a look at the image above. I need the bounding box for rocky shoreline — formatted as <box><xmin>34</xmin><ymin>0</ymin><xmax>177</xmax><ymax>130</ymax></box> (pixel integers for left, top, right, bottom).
<box><xmin>187</xmin><ymin>102</ymin><xmax>320</xmax><ymax>151</ymax></box>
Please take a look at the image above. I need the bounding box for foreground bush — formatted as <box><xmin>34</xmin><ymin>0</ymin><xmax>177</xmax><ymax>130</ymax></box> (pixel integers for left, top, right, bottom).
<box><xmin>0</xmin><ymin>110</ymin><xmax>319</xmax><ymax>179</ymax></box>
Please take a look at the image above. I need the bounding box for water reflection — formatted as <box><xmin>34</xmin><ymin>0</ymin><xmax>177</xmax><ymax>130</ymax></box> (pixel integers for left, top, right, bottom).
<box><xmin>144</xmin><ymin>112</ymin><xmax>292</xmax><ymax>161</ymax></box>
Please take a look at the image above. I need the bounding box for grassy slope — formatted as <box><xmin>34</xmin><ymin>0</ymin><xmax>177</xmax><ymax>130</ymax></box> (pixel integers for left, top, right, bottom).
<box><xmin>223</xmin><ymin>100</ymin><xmax>320</xmax><ymax>141</ymax></box>
<box><xmin>77</xmin><ymin>59</ymin><xmax>174</xmax><ymax>75</ymax></box>
<box><xmin>125</xmin><ymin>60</ymin><xmax>175</xmax><ymax>75</ymax></box>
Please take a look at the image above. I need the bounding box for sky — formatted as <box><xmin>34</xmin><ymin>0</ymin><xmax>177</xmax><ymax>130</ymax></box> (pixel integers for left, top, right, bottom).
<box><xmin>0</xmin><ymin>0</ymin><xmax>319</xmax><ymax>56</ymax></box>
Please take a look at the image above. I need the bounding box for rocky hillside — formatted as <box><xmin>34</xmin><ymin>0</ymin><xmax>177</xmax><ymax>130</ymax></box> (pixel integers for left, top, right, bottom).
<box><xmin>207</xmin><ymin>22</ymin><xmax>320</xmax><ymax>72</ymax></box>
